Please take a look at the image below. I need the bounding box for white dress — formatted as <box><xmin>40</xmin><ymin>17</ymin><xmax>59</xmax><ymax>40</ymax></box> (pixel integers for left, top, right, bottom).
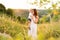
<box><xmin>28</xmin><ymin>13</ymin><xmax>37</xmax><ymax>38</ymax></box>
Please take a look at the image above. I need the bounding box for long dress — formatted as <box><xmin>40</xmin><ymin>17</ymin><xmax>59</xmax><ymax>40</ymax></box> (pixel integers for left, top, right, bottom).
<box><xmin>28</xmin><ymin>13</ymin><xmax>37</xmax><ymax>39</ymax></box>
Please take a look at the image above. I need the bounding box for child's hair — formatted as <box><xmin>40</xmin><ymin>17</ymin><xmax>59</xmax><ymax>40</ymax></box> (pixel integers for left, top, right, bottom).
<box><xmin>28</xmin><ymin>19</ymin><xmax>31</xmax><ymax>22</ymax></box>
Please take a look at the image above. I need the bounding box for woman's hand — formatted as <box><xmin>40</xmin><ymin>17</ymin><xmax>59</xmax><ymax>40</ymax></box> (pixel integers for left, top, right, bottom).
<box><xmin>31</xmin><ymin>16</ymin><xmax>39</xmax><ymax>24</ymax></box>
<box><xmin>35</xmin><ymin>16</ymin><xmax>39</xmax><ymax>23</ymax></box>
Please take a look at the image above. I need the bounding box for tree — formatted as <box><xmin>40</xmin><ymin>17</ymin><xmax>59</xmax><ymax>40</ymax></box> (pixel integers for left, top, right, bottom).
<box><xmin>6</xmin><ymin>8</ymin><xmax>13</xmax><ymax>17</ymax></box>
<box><xmin>0</xmin><ymin>3</ymin><xmax>6</xmax><ymax>13</ymax></box>
<box><xmin>28</xmin><ymin>0</ymin><xmax>50</xmax><ymax>7</ymax></box>
<box><xmin>17</xmin><ymin>16</ymin><xmax>21</xmax><ymax>21</ymax></box>
<box><xmin>28</xmin><ymin>0</ymin><xmax>60</xmax><ymax>9</ymax></box>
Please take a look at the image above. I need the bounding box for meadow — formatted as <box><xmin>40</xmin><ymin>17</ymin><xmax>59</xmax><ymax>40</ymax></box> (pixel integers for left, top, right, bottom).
<box><xmin>0</xmin><ymin>3</ymin><xmax>60</xmax><ymax>40</ymax></box>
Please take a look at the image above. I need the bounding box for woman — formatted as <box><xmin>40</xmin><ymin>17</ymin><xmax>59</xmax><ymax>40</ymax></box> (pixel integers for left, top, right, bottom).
<box><xmin>28</xmin><ymin>9</ymin><xmax>39</xmax><ymax>40</ymax></box>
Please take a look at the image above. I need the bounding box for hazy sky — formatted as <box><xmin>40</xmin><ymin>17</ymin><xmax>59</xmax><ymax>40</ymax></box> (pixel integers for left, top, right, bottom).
<box><xmin>0</xmin><ymin>0</ymin><xmax>60</xmax><ymax>9</ymax></box>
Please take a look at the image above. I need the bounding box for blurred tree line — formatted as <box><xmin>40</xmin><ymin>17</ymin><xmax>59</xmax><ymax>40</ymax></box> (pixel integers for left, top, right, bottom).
<box><xmin>0</xmin><ymin>3</ymin><xmax>28</xmax><ymax>24</ymax></box>
<box><xmin>0</xmin><ymin>3</ymin><xmax>60</xmax><ymax>24</ymax></box>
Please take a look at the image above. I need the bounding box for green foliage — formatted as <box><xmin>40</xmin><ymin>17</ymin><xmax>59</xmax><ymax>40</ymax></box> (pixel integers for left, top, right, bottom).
<box><xmin>38</xmin><ymin>32</ymin><xmax>45</xmax><ymax>40</ymax></box>
<box><xmin>6</xmin><ymin>8</ymin><xmax>13</xmax><ymax>17</ymax></box>
<box><xmin>52</xmin><ymin>15</ymin><xmax>60</xmax><ymax>22</ymax></box>
<box><xmin>0</xmin><ymin>3</ymin><xmax>6</xmax><ymax>13</ymax></box>
<box><xmin>17</xmin><ymin>16</ymin><xmax>21</xmax><ymax>21</ymax></box>
<box><xmin>17</xmin><ymin>16</ymin><xmax>27</xmax><ymax>24</ymax></box>
<box><xmin>47</xmin><ymin>37</ymin><xmax>56</xmax><ymax>40</ymax></box>
<box><xmin>0</xmin><ymin>16</ymin><xmax>27</xmax><ymax>37</ymax></box>
<box><xmin>39</xmin><ymin>15</ymin><xmax>50</xmax><ymax>23</ymax></box>
<box><xmin>40</xmin><ymin>0</ymin><xmax>50</xmax><ymax>3</ymax></box>
<box><xmin>20</xmin><ymin>17</ymin><xmax>27</xmax><ymax>23</ymax></box>
<box><xmin>14</xmin><ymin>33</ymin><xmax>24</xmax><ymax>40</ymax></box>
<box><xmin>47</xmin><ymin>8</ymin><xmax>52</xmax><ymax>13</ymax></box>
<box><xmin>52</xmin><ymin>4</ymin><xmax>57</xmax><ymax>9</ymax></box>
<box><xmin>38</xmin><ymin>22</ymin><xmax>60</xmax><ymax>40</ymax></box>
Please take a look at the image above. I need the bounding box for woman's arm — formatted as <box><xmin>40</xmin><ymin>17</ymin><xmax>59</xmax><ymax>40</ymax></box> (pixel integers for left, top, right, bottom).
<box><xmin>32</xmin><ymin>16</ymin><xmax>39</xmax><ymax>23</ymax></box>
<box><xmin>35</xmin><ymin>16</ymin><xmax>39</xmax><ymax>23</ymax></box>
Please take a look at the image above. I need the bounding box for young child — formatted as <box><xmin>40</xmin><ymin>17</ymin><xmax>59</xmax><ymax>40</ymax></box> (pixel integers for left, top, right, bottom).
<box><xmin>28</xmin><ymin>9</ymin><xmax>33</xmax><ymax>29</ymax></box>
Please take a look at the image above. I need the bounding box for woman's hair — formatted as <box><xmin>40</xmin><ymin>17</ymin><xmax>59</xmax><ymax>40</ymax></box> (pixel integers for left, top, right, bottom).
<box><xmin>33</xmin><ymin>9</ymin><xmax>37</xmax><ymax>17</ymax></box>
